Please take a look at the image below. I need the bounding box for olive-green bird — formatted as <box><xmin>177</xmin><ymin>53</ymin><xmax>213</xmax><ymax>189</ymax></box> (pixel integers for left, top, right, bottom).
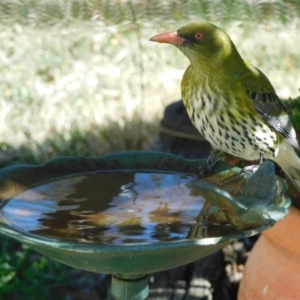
<box><xmin>150</xmin><ymin>22</ymin><xmax>300</xmax><ymax>192</ymax></box>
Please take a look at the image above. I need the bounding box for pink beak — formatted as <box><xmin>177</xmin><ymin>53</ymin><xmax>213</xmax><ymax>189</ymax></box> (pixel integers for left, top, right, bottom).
<box><xmin>150</xmin><ymin>32</ymin><xmax>185</xmax><ymax>45</ymax></box>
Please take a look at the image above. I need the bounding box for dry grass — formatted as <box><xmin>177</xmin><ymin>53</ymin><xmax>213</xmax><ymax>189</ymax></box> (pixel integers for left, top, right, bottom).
<box><xmin>0</xmin><ymin>0</ymin><xmax>300</xmax><ymax>163</ymax></box>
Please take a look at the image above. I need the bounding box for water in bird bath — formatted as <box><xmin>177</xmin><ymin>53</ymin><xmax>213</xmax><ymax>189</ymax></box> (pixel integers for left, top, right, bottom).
<box><xmin>0</xmin><ymin>171</ymin><xmax>237</xmax><ymax>245</ymax></box>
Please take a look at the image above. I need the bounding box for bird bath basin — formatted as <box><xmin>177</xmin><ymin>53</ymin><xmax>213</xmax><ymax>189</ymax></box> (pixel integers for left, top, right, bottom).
<box><xmin>0</xmin><ymin>152</ymin><xmax>290</xmax><ymax>299</ymax></box>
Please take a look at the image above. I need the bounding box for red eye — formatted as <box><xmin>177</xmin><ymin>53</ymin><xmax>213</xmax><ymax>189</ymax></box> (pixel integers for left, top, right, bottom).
<box><xmin>195</xmin><ymin>32</ymin><xmax>204</xmax><ymax>40</ymax></box>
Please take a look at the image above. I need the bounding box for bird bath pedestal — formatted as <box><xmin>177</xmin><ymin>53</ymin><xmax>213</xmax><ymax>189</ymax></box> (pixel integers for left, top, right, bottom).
<box><xmin>0</xmin><ymin>152</ymin><xmax>290</xmax><ymax>299</ymax></box>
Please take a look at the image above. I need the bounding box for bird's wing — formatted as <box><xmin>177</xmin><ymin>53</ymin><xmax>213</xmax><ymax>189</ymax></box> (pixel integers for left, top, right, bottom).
<box><xmin>241</xmin><ymin>66</ymin><xmax>300</xmax><ymax>151</ymax></box>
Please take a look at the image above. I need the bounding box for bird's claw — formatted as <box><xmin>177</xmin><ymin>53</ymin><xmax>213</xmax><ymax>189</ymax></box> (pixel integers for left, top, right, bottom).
<box><xmin>198</xmin><ymin>152</ymin><xmax>222</xmax><ymax>177</ymax></box>
<box><xmin>239</xmin><ymin>165</ymin><xmax>259</xmax><ymax>178</ymax></box>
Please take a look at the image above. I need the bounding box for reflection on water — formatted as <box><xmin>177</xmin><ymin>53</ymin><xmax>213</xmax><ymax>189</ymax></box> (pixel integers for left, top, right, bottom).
<box><xmin>0</xmin><ymin>172</ymin><xmax>236</xmax><ymax>245</ymax></box>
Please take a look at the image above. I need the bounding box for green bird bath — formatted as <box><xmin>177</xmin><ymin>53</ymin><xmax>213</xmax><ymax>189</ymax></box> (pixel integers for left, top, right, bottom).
<box><xmin>0</xmin><ymin>152</ymin><xmax>290</xmax><ymax>299</ymax></box>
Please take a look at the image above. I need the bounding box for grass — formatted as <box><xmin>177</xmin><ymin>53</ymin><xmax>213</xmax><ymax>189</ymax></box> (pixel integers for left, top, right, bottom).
<box><xmin>0</xmin><ymin>0</ymin><xmax>300</xmax><ymax>164</ymax></box>
<box><xmin>0</xmin><ymin>0</ymin><xmax>300</xmax><ymax>299</ymax></box>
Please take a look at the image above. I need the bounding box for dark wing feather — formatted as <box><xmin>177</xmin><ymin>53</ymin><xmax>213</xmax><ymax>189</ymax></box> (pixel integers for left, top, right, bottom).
<box><xmin>242</xmin><ymin>66</ymin><xmax>299</xmax><ymax>151</ymax></box>
<box><xmin>248</xmin><ymin>91</ymin><xmax>299</xmax><ymax>150</ymax></box>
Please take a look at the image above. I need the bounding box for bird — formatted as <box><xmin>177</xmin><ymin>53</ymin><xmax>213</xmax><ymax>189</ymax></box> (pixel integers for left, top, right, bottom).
<box><xmin>150</xmin><ymin>22</ymin><xmax>300</xmax><ymax>192</ymax></box>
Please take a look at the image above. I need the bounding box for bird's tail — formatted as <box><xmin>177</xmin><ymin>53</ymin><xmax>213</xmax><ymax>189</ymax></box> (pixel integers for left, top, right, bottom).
<box><xmin>274</xmin><ymin>140</ymin><xmax>300</xmax><ymax>193</ymax></box>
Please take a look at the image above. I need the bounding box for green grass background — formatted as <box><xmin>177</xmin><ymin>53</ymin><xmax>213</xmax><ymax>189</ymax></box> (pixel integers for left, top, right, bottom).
<box><xmin>0</xmin><ymin>0</ymin><xmax>300</xmax><ymax>299</ymax></box>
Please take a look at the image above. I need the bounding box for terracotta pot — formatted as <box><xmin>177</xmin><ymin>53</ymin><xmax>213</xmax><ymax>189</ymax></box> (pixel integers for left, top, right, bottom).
<box><xmin>238</xmin><ymin>206</ymin><xmax>300</xmax><ymax>300</ymax></box>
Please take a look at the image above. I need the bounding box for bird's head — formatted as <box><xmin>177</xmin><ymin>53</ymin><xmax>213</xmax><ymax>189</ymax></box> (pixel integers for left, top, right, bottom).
<box><xmin>150</xmin><ymin>22</ymin><xmax>242</xmax><ymax>70</ymax></box>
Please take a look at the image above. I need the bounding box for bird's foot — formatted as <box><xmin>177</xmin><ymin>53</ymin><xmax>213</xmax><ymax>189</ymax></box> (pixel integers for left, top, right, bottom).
<box><xmin>239</xmin><ymin>165</ymin><xmax>260</xmax><ymax>178</ymax></box>
<box><xmin>198</xmin><ymin>151</ymin><xmax>222</xmax><ymax>178</ymax></box>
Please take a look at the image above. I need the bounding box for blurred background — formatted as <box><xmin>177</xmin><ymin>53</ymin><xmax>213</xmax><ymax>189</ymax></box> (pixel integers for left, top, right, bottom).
<box><xmin>1</xmin><ymin>0</ymin><xmax>300</xmax><ymax>164</ymax></box>
<box><xmin>0</xmin><ymin>0</ymin><xmax>300</xmax><ymax>299</ymax></box>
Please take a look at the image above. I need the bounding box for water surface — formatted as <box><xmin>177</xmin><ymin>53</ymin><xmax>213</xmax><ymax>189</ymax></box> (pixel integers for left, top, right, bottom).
<box><xmin>0</xmin><ymin>171</ymin><xmax>236</xmax><ymax>245</ymax></box>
